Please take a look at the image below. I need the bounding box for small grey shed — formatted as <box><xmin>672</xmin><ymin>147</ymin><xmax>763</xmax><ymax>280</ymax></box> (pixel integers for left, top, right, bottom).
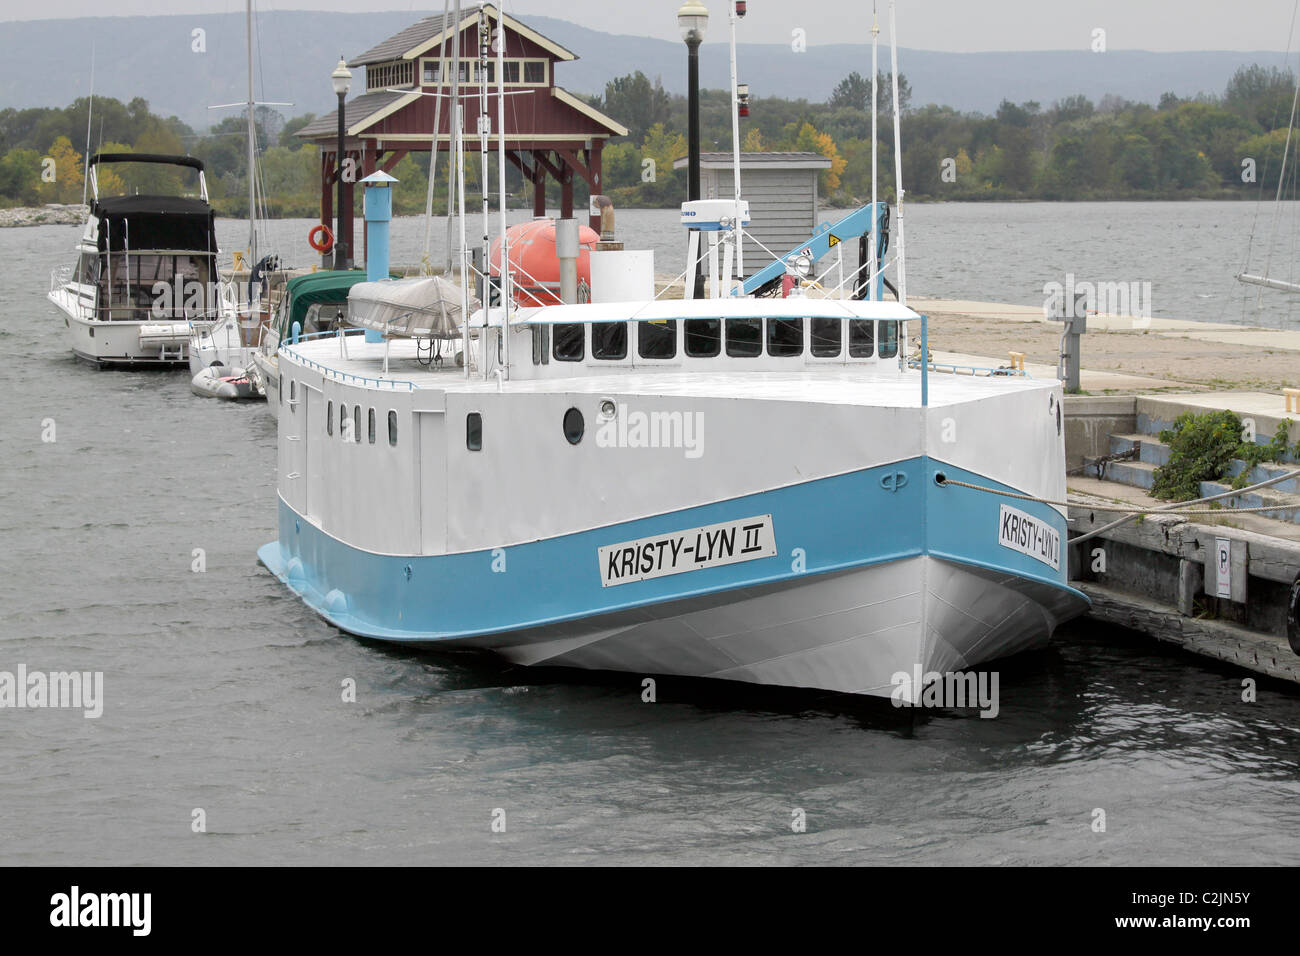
<box><xmin>673</xmin><ymin>151</ymin><xmax>833</xmax><ymax>273</ymax></box>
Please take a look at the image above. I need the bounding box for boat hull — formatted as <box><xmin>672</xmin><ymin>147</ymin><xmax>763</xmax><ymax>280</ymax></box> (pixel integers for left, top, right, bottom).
<box><xmin>258</xmin><ymin>459</ymin><xmax>1088</xmax><ymax>699</ymax></box>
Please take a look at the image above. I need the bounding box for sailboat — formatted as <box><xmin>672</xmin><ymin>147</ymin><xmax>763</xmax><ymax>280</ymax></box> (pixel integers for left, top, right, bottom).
<box><xmin>256</xmin><ymin>2</ymin><xmax>1088</xmax><ymax>699</ymax></box>
<box><xmin>188</xmin><ymin>0</ymin><xmax>289</xmax><ymax>397</ymax></box>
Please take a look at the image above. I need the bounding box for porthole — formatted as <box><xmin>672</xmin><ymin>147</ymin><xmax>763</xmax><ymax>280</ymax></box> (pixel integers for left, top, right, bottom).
<box><xmin>467</xmin><ymin>412</ymin><xmax>483</xmax><ymax>451</ymax></box>
<box><xmin>563</xmin><ymin>407</ymin><xmax>584</xmax><ymax>445</ymax></box>
<box><xmin>339</xmin><ymin>403</ymin><xmax>348</xmax><ymax>440</ymax></box>
<box><xmin>368</xmin><ymin>408</ymin><xmax>376</xmax><ymax>444</ymax></box>
<box><xmin>353</xmin><ymin>405</ymin><xmax>362</xmax><ymax>444</ymax></box>
<box><xmin>388</xmin><ymin>410</ymin><xmax>398</xmax><ymax>446</ymax></box>
<box><xmin>327</xmin><ymin>401</ymin><xmax>333</xmax><ymax>435</ymax></box>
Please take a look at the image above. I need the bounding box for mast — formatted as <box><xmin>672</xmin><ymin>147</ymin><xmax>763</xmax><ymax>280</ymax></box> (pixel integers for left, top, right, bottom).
<box><xmin>869</xmin><ymin>3</ymin><xmax>878</xmax><ymax>301</ymax></box>
<box><xmin>82</xmin><ymin>44</ymin><xmax>94</xmax><ymax>208</ymax></box>
<box><xmin>446</xmin><ymin>0</ymin><xmax>464</xmax><ymax>275</ymax></box>
<box><xmin>458</xmin><ymin>102</ymin><xmax>471</xmax><ymax>379</ymax></box>
<box><xmin>245</xmin><ymin>0</ymin><xmax>257</xmax><ymax>270</ymax></box>
<box><xmin>422</xmin><ymin>0</ymin><xmax>452</xmax><ymax>270</ymax></box>
<box><xmin>495</xmin><ymin>5</ymin><xmax>511</xmax><ymax>377</ymax></box>
<box><xmin>889</xmin><ymin>0</ymin><xmax>906</xmax><ymax>309</ymax></box>
<box><xmin>728</xmin><ymin>1</ymin><xmax>743</xmax><ymax>279</ymax></box>
<box><xmin>478</xmin><ymin>6</ymin><xmax>491</xmax><ymax>380</ymax></box>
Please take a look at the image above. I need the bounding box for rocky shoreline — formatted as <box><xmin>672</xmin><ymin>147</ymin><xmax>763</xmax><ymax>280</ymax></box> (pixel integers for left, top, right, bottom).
<box><xmin>0</xmin><ymin>204</ymin><xmax>88</xmax><ymax>227</ymax></box>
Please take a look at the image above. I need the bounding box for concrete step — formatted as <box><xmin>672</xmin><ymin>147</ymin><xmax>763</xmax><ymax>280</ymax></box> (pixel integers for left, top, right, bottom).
<box><xmin>1135</xmin><ymin>393</ymin><xmax>1299</xmax><ymax>464</ymax></box>
<box><xmin>1108</xmin><ymin>433</ymin><xmax>1172</xmax><ymax>467</ymax></box>
<box><xmin>1195</xmin><ymin>481</ymin><xmax>1300</xmax><ymax>525</ymax></box>
<box><xmin>1223</xmin><ymin>459</ymin><xmax>1300</xmax><ymax>495</ymax></box>
<box><xmin>1100</xmin><ymin>458</ymin><xmax>1157</xmax><ymax>490</ymax></box>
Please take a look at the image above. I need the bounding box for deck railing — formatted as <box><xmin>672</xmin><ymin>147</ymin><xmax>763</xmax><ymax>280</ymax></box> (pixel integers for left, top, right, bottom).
<box><xmin>279</xmin><ymin>331</ymin><xmax>417</xmax><ymax>391</ymax></box>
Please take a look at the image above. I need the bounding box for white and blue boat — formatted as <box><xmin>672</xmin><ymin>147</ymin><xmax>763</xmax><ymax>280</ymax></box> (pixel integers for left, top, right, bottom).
<box><xmin>257</xmin><ymin>5</ymin><xmax>1088</xmax><ymax>699</ymax></box>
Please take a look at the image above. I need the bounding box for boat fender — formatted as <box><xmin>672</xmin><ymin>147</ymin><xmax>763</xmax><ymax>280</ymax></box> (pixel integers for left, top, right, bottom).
<box><xmin>1288</xmin><ymin>575</ymin><xmax>1300</xmax><ymax>655</ymax></box>
<box><xmin>308</xmin><ymin>224</ymin><xmax>335</xmax><ymax>254</ymax></box>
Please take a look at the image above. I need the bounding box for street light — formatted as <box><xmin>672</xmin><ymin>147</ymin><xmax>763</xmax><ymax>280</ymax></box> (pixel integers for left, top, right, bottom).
<box><xmin>677</xmin><ymin>1</ymin><xmax>708</xmax><ymax>297</ymax></box>
<box><xmin>677</xmin><ymin>0</ymin><xmax>708</xmax><ymax>204</ymax></box>
<box><xmin>331</xmin><ymin>56</ymin><xmax>351</xmax><ymax>270</ymax></box>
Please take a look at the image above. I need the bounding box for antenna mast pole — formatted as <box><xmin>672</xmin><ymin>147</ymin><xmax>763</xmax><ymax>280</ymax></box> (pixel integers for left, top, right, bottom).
<box><xmin>728</xmin><ymin>0</ymin><xmax>743</xmax><ymax>281</ymax></box>
<box><xmin>82</xmin><ymin>44</ymin><xmax>95</xmax><ymax>208</ymax></box>
<box><xmin>869</xmin><ymin>4</ymin><xmax>878</xmax><ymax>301</ymax></box>
<box><xmin>495</xmin><ymin>6</ymin><xmax>511</xmax><ymax>378</ymax></box>
<box><xmin>478</xmin><ymin>7</ymin><xmax>491</xmax><ymax>380</ymax></box>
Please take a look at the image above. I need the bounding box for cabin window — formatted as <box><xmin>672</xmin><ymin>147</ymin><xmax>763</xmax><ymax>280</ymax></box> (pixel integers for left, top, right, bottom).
<box><xmin>76</xmin><ymin>251</ymin><xmax>100</xmax><ymax>286</ymax></box>
<box><xmin>368</xmin><ymin>408</ymin><xmax>376</xmax><ymax>444</ymax></box>
<box><xmin>532</xmin><ymin>324</ymin><xmax>550</xmax><ymax>365</ymax></box>
<box><xmin>592</xmin><ymin>322</ymin><xmax>628</xmax><ymax>360</ymax></box>
<box><xmin>289</xmin><ymin>380</ymin><xmax>297</xmax><ymax>411</ymax></box>
<box><xmin>849</xmin><ymin>319</ymin><xmax>875</xmax><ymax>358</ymax></box>
<box><xmin>638</xmin><ymin>320</ymin><xmax>677</xmax><ymax>359</ymax></box>
<box><xmin>879</xmin><ymin>319</ymin><xmax>899</xmax><ymax>358</ymax></box>
<box><xmin>327</xmin><ymin>401</ymin><xmax>334</xmax><ymax>435</ymax></box>
<box><xmin>353</xmin><ymin>405</ymin><xmax>362</xmax><ymax>445</ymax></box>
<box><xmin>767</xmin><ymin>318</ymin><xmax>804</xmax><ymax>357</ymax></box>
<box><xmin>811</xmin><ymin>317</ymin><xmax>841</xmax><ymax>357</ymax></box>
<box><xmin>553</xmin><ymin>323</ymin><xmax>584</xmax><ymax>362</ymax></box>
<box><xmin>524</xmin><ymin>60</ymin><xmax>546</xmax><ymax>84</ymax></box>
<box><xmin>388</xmin><ymin>410</ymin><xmax>398</xmax><ymax>446</ymax></box>
<box><xmin>725</xmin><ymin>318</ymin><xmax>762</xmax><ymax>358</ymax></box>
<box><xmin>563</xmin><ymin>407</ymin><xmax>584</xmax><ymax>445</ymax></box>
<box><xmin>684</xmin><ymin>318</ymin><xmax>721</xmax><ymax>357</ymax></box>
<box><xmin>467</xmin><ymin>412</ymin><xmax>483</xmax><ymax>451</ymax></box>
<box><xmin>339</xmin><ymin>404</ymin><xmax>348</xmax><ymax>440</ymax></box>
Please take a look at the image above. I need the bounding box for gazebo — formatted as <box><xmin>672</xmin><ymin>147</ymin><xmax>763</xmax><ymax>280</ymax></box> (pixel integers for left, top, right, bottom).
<box><xmin>297</xmin><ymin>2</ymin><xmax>628</xmax><ymax>266</ymax></box>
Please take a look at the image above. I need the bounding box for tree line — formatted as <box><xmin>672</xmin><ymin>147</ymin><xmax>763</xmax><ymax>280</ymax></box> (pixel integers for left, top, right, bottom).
<box><xmin>2</xmin><ymin>63</ymin><xmax>1297</xmax><ymax>216</ymax></box>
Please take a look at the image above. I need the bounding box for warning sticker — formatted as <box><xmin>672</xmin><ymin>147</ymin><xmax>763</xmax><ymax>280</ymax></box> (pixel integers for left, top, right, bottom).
<box><xmin>827</xmin><ymin>234</ymin><xmax>841</xmax><ymax>248</ymax></box>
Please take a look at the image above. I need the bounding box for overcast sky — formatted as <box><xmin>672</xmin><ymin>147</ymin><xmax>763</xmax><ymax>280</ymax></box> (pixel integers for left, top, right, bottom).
<box><xmin>2</xmin><ymin>0</ymin><xmax>1299</xmax><ymax>52</ymax></box>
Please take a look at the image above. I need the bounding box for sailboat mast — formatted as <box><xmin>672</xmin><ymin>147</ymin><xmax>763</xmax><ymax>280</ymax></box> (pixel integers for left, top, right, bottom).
<box><xmin>479</xmin><ymin>6</ymin><xmax>491</xmax><ymax>380</ymax></box>
<box><xmin>889</xmin><ymin>0</ymin><xmax>906</xmax><ymax>309</ymax></box>
<box><xmin>246</xmin><ymin>0</ymin><xmax>256</xmax><ymax>270</ymax></box>
<box><xmin>495</xmin><ymin>6</ymin><xmax>511</xmax><ymax>377</ymax></box>
<box><xmin>446</xmin><ymin>0</ymin><xmax>464</xmax><ymax>275</ymax></box>
<box><xmin>870</xmin><ymin>4</ymin><xmax>878</xmax><ymax>301</ymax></box>
<box><xmin>422</xmin><ymin>0</ymin><xmax>452</xmax><ymax>270</ymax></box>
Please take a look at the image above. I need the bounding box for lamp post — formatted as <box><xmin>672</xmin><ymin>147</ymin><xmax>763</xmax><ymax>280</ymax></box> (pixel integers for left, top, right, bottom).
<box><xmin>677</xmin><ymin>0</ymin><xmax>708</xmax><ymax>298</ymax></box>
<box><xmin>331</xmin><ymin>56</ymin><xmax>351</xmax><ymax>271</ymax></box>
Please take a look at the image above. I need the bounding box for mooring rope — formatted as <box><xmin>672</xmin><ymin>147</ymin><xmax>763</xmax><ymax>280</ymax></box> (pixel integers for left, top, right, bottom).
<box><xmin>937</xmin><ymin>474</ymin><xmax>1300</xmax><ymax>525</ymax></box>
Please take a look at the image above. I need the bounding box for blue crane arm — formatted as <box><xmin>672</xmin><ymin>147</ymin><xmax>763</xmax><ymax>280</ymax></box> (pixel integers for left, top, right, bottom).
<box><xmin>736</xmin><ymin>202</ymin><xmax>886</xmax><ymax>296</ymax></box>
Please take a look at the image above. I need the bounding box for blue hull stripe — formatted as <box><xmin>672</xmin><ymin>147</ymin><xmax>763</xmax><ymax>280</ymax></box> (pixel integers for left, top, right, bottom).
<box><xmin>260</xmin><ymin>457</ymin><xmax>1088</xmax><ymax>642</ymax></box>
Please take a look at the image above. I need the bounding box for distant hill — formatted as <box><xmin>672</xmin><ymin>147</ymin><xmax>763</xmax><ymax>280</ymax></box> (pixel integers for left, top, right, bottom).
<box><xmin>0</xmin><ymin>11</ymin><xmax>1287</xmax><ymax>131</ymax></box>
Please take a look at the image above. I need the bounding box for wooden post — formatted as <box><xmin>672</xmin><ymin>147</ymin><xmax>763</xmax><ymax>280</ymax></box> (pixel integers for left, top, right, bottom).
<box><xmin>532</xmin><ymin>151</ymin><xmax>546</xmax><ymax>218</ymax></box>
<box><xmin>587</xmin><ymin>139</ymin><xmax>603</xmax><ymax>233</ymax></box>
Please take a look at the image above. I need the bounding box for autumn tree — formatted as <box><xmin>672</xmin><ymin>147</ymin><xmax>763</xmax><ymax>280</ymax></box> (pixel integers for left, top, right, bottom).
<box><xmin>37</xmin><ymin>136</ymin><xmax>83</xmax><ymax>204</ymax></box>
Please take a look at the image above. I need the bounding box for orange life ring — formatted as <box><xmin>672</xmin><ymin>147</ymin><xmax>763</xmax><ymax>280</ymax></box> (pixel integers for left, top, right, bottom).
<box><xmin>308</xmin><ymin>223</ymin><xmax>335</xmax><ymax>254</ymax></box>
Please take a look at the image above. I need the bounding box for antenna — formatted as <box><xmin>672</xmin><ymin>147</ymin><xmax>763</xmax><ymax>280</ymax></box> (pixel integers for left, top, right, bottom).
<box><xmin>495</xmin><ymin>3</ymin><xmax>511</xmax><ymax>378</ymax></box>
<box><xmin>728</xmin><ymin>0</ymin><xmax>744</xmax><ymax>280</ymax></box>
<box><xmin>82</xmin><ymin>43</ymin><xmax>95</xmax><ymax>207</ymax></box>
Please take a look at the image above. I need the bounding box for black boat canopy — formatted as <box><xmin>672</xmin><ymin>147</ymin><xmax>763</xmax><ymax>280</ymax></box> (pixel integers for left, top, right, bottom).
<box><xmin>89</xmin><ymin>153</ymin><xmax>205</xmax><ymax>172</ymax></box>
<box><xmin>92</xmin><ymin>195</ymin><xmax>217</xmax><ymax>254</ymax></box>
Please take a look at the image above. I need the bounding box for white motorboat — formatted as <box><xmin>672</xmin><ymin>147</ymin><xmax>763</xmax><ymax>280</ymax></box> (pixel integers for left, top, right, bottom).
<box><xmin>49</xmin><ymin>153</ymin><xmax>229</xmax><ymax>367</ymax></box>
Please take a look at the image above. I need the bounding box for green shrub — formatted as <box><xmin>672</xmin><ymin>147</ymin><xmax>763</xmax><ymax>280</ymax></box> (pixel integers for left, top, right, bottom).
<box><xmin>1152</xmin><ymin>411</ymin><xmax>1294</xmax><ymax>500</ymax></box>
